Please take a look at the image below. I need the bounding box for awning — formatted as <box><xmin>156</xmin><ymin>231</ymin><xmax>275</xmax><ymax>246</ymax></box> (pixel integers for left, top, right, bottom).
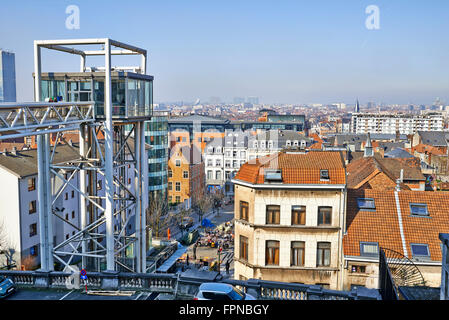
<box><xmin>156</xmin><ymin>245</ymin><xmax>188</xmax><ymax>273</ymax></box>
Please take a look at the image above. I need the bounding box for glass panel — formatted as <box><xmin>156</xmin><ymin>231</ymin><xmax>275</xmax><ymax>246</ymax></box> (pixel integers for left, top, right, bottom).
<box><xmin>410</xmin><ymin>204</ymin><xmax>428</xmax><ymax>216</ymax></box>
<box><xmin>411</xmin><ymin>244</ymin><xmax>429</xmax><ymax>256</ymax></box>
<box><xmin>79</xmin><ymin>81</ymin><xmax>91</xmax><ymax>91</ymax></box>
<box><xmin>357</xmin><ymin>198</ymin><xmax>375</xmax><ymax>209</ymax></box>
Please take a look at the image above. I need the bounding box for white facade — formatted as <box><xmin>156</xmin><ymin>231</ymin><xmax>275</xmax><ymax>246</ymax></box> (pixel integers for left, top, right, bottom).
<box><xmin>351</xmin><ymin>113</ymin><xmax>444</xmax><ymax>135</ymax></box>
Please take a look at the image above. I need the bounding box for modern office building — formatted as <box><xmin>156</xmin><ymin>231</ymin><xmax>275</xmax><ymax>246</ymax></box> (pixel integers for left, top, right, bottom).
<box><xmin>0</xmin><ymin>50</ymin><xmax>16</xmax><ymax>102</ymax></box>
<box><xmin>146</xmin><ymin>111</ymin><xmax>169</xmax><ymax>202</ymax></box>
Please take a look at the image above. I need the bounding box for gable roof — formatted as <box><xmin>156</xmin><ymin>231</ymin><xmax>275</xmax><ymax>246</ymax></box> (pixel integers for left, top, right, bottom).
<box><xmin>344</xmin><ymin>189</ymin><xmax>449</xmax><ymax>262</ymax></box>
<box><xmin>346</xmin><ymin>154</ymin><xmax>425</xmax><ymax>189</ymax></box>
<box><xmin>234</xmin><ymin>150</ymin><xmax>346</xmax><ymax>185</ymax></box>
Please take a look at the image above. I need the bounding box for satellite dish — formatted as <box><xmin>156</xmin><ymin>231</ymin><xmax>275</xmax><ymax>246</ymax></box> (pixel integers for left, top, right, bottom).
<box><xmin>194</xmin><ymin>98</ymin><xmax>201</xmax><ymax>106</ymax></box>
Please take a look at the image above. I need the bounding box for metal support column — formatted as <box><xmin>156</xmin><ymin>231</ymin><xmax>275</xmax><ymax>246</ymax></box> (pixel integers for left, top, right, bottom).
<box><xmin>79</xmin><ymin>124</ymin><xmax>87</xmax><ymax>269</ymax></box>
<box><xmin>37</xmin><ymin>133</ymin><xmax>54</xmax><ymax>271</ymax></box>
<box><xmin>104</xmin><ymin>39</ymin><xmax>115</xmax><ymax>271</ymax></box>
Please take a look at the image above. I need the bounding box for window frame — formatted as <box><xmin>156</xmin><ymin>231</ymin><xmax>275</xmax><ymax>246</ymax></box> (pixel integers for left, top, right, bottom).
<box><xmin>359</xmin><ymin>242</ymin><xmax>379</xmax><ymax>257</ymax></box>
<box><xmin>320</xmin><ymin>169</ymin><xmax>330</xmax><ymax>180</ymax></box>
<box><xmin>266</xmin><ymin>205</ymin><xmax>281</xmax><ymax>225</ymax></box>
<box><xmin>357</xmin><ymin>198</ymin><xmax>376</xmax><ymax>210</ymax></box>
<box><xmin>240</xmin><ymin>235</ymin><xmax>249</xmax><ymax>261</ymax></box>
<box><xmin>291</xmin><ymin>205</ymin><xmax>306</xmax><ymax>225</ymax></box>
<box><xmin>409</xmin><ymin>203</ymin><xmax>429</xmax><ymax>217</ymax></box>
<box><xmin>291</xmin><ymin>241</ymin><xmax>305</xmax><ymax>267</ymax></box>
<box><xmin>316</xmin><ymin>242</ymin><xmax>331</xmax><ymax>267</ymax></box>
<box><xmin>265</xmin><ymin>240</ymin><xmax>280</xmax><ymax>266</ymax></box>
<box><xmin>410</xmin><ymin>243</ymin><xmax>430</xmax><ymax>259</ymax></box>
<box><xmin>239</xmin><ymin>201</ymin><xmax>249</xmax><ymax>221</ymax></box>
<box><xmin>317</xmin><ymin>206</ymin><xmax>332</xmax><ymax>226</ymax></box>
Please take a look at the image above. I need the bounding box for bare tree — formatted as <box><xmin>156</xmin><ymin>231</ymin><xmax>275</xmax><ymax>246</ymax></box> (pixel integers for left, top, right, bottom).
<box><xmin>193</xmin><ymin>192</ymin><xmax>212</xmax><ymax>224</ymax></box>
<box><xmin>0</xmin><ymin>221</ymin><xmax>16</xmax><ymax>270</ymax></box>
<box><xmin>211</xmin><ymin>189</ymin><xmax>225</xmax><ymax>216</ymax></box>
<box><xmin>147</xmin><ymin>193</ymin><xmax>168</xmax><ymax>238</ymax></box>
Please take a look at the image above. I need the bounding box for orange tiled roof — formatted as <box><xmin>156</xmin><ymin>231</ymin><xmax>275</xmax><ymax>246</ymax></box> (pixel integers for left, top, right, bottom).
<box><xmin>234</xmin><ymin>151</ymin><xmax>346</xmax><ymax>185</ymax></box>
<box><xmin>412</xmin><ymin>143</ymin><xmax>446</xmax><ymax>156</ymax></box>
<box><xmin>344</xmin><ymin>189</ymin><xmax>449</xmax><ymax>261</ymax></box>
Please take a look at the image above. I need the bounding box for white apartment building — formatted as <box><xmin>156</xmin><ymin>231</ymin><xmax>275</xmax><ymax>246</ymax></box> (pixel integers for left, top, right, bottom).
<box><xmin>351</xmin><ymin>112</ymin><xmax>444</xmax><ymax>135</ymax></box>
<box><xmin>0</xmin><ymin>143</ymin><xmax>137</xmax><ymax>270</ymax></box>
<box><xmin>248</xmin><ymin>130</ymin><xmax>313</xmax><ymax>160</ymax></box>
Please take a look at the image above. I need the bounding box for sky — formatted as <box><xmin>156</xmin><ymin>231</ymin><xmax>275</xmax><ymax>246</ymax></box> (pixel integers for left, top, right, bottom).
<box><xmin>1</xmin><ymin>0</ymin><xmax>449</xmax><ymax>105</ymax></box>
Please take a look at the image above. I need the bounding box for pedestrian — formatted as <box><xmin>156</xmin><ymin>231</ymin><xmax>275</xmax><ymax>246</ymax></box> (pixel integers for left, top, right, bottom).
<box><xmin>193</xmin><ymin>244</ymin><xmax>197</xmax><ymax>260</ymax></box>
<box><xmin>186</xmin><ymin>254</ymin><xmax>189</xmax><ymax>266</ymax></box>
<box><xmin>225</xmin><ymin>260</ymin><xmax>230</xmax><ymax>275</ymax></box>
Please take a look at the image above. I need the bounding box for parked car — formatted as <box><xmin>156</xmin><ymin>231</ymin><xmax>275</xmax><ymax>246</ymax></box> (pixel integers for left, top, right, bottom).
<box><xmin>0</xmin><ymin>276</ymin><xmax>16</xmax><ymax>299</ymax></box>
<box><xmin>180</xmin><ymin>217</ymin><xmax>194</xmax><ymax>229</ymax></box>
<box><xmin>194</xmin><ymin>282</ymin><xmax>256</xmax><ymax>300</ymax></box>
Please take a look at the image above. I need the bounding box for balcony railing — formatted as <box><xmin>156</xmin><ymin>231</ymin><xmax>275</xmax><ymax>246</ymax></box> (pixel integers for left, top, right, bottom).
<box><xmin>0</xmin><ymin>269</ymin><xmax>381</xmax><ymax>300</ymax></box>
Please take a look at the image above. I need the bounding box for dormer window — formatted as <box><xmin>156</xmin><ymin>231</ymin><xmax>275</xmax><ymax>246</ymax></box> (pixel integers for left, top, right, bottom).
<box><xmin>261</xmin><ymin>141</ymin><xmax>266</xmax><ymax>149</ymax></box>
<box><xmin>410</xmin><ymin>244</ymin><xmax>430</xmax><ymax>259</ymax></box>
<box><xmin>320</xmin><ymin>169</ymin><xmax>329</xmax><ymax>180</ymax></box>
<box><xmin>286</xmin><ymin>140</ymin><xmax>291</xmax><ymax>146</ymax></box>
<box><xmin>254</xmin><ymin>141</ymin><xmax>258</xmax><ymax>148</ymax></box>
<box><xmin>293</xmin><ymin>140</ymin><xmax>299</xmax><ymax>146</ymax></box>
<box><xmin>357</xmin><ymin>198</ymin><xmax>375</xmax><ymax>210</ymax></box>
<box><xmin>264</xmin><ymin>169</ymin><xmax>282</xmax><ymax>182</ymax></box>
<box><xmin>410</xmin><ymin>203</ymin><xmax>429</xmax><ymax>216</ymax></box>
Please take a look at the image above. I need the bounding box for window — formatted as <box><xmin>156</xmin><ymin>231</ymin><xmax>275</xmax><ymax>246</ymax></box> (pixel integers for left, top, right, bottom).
<box><xmin>291</xmin><ymin>206</ymin><xmax>306</xmax><ymax>225</ymax></box>
<box><xmin>410</xmin><ymin>244</ymin><xmax>430</xmax><ymax>258</ymax></box>
<box><xmin>30</xmin><ymin>245</ymin><xmax>38</xmax><ymax>257</ymax></box>
<box><xmin>175</xmin><ymin>160</ymin><xmax>181</xmax><ymax>167</ymax></box>
<box><xmin>29</xmin><ymin>200</ymin><xmax>37</xmax><ymax>214</ymax></box>
<box><xmin>168</xmin><ymin>170</ymin><xmax>172</xmax><ymax>178</ymax></box>
<box><xmin>410</xmin><ymin>203</ymin><xmax>429</xmax><ymax>216</ymax></box>
<box><xmin>215</xmin><ymin>171</ymin><xmax>222</xmax><ymax>180</ymax></box>
<box><xmin>168</xmin><ymin>196</ymin><xmax>172</xmax><ymax>203</ymax></box>
<box><xmin>291</xmin><ymin>241</ymin><xmax>305</xmax><ymax>266</ymax></box>
<box><xmin>351</xmin><ymin>265</ymin><xmax>366</xmax><ymax>273</ymax></box>
<box><xmin>175</xmin><ymin>196</ymin><xmax>181</xmax><ymax>203</ymax></box>
<box><xmin>357</xmin><ymin>198</ymin><xmax>375</xmax><ymax>210</ymax></box>
<box><xmin>320</xmin><ymin>170</ymin><xmax>329</xmax><ymax>180</ymax></box>
<box><xmin>317</xmin><ymin>242</ymin><xmax>331</xmax><ymax>267</ymax></box>
<box><xmin>207</xmin><ymin>170</ymin><xmax>213</xmax><ymax>180</ymax></box>
<box><xmin>65</xmin><ymin>213</ymin><xmax>69</xmax><ymax>220</ymax></box>
<box><xmin>97</xmin><ymin>180</ymin><xmax>102</xmax><ymax>190</ymax></box>
<box><xmin>240</xmin><ymin>201</ymin><xmax>249</xmax><ymax>221</ymax></box>
<box><xmin>318</xmin><ymin>207</ymin><xmax>332</xmax><ymax>226</ymax></box>
<box><xmin>65</xmin><ymin>192</ymin><xmax>69</xmax><ymax>200</ymax></box>
<box><xmin>266</xmin><ymin>205</ymin><xmax>280</xmax><ymax>224</ymax></box>
<box><xmin>29</xmin><ymin>223</ymin><xmax>37</xmax><ymax>237</ymax></box>
<box><xmin>240</xmin><ymin>236</ymin><xmax>248</xmax><ymax>261</ymax></box>
<box><xmin>168</xmin><ymin>182</ymin><xmax>172</xmax><ymax>191</ymax></box>
<box><xmin>216</xmin><ymin>159</ymin><xmax>221</xmax><ymax>167</ymax></box>
<box><xmin>266</xmin><ymin>240</ymin><xmax>280</xmax><ymax>265</ymax></box>
<box><xmin>71</xmin><ymin>190</ymin><xmax>75</xmax><ymax>198</ymax></box>
<box><xmin>175</xmin><ymin>182</ymin><xmax>181</xmax><ymax>192</ymax></box>
<box><xmin>28</xmin><ymin>177</ymin><xmax>36</xmax><ymax>191</ymax></box>
<box><xmin>72</xmin><ymin>211</ymin><xmax>75</xmax><ymax>219</ymax></box>
<box><xmin>207</xmin><ymin>159</ymin><xmax>213</xmax><ymax>167</ymax></box>
<box><xmin>183</xmin><ymin>171</ymin><xmax>189</xmax><ymax>179</ymax></box>
<box><xmin>360</xmin><ymin>242</ymin><xmax>379</xmax><ymax>257</ymax></box>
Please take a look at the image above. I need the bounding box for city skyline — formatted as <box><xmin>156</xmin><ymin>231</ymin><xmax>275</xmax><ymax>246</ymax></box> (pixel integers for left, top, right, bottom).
<box><xmin>1</xmin><ymin>1</ymin><xmax>449</xmax><ymax>105</ymax></box>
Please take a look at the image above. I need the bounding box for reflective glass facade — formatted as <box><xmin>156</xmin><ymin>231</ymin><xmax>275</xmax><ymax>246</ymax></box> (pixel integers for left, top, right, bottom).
<box><xmin>0</xmin><ymin>51</ymin><xmax>16</xmax><ymax>102</ymax></box>
<box><xmin>146</xmin><ymin>111</ymin><xmax>169</xmax><ymax>201</ymax></box>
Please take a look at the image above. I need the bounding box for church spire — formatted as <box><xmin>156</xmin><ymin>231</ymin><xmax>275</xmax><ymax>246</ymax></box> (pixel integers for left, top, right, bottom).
<box><xmin>355</xmin><ymin>99</ymin><xmax>360</xmax><ymax>113</ymax></box>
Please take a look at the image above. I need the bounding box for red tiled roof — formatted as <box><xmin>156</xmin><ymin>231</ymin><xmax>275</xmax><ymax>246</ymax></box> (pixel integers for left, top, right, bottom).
<box><xmin>234</xmin><ymin>151</ymin><xmax>346</xmax><ymax>185</ymax></box>
<box><xmin>344</xmin><ymin>189</ymin><xmax>449</xmax><ymax>261</ymax></box>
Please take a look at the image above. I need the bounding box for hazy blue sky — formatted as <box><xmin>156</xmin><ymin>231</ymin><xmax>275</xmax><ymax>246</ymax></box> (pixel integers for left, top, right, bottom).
<box><xmin>1</xmin><ymin>0</ymin><xmax>449</xmax><ymax>104</ymax></box>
